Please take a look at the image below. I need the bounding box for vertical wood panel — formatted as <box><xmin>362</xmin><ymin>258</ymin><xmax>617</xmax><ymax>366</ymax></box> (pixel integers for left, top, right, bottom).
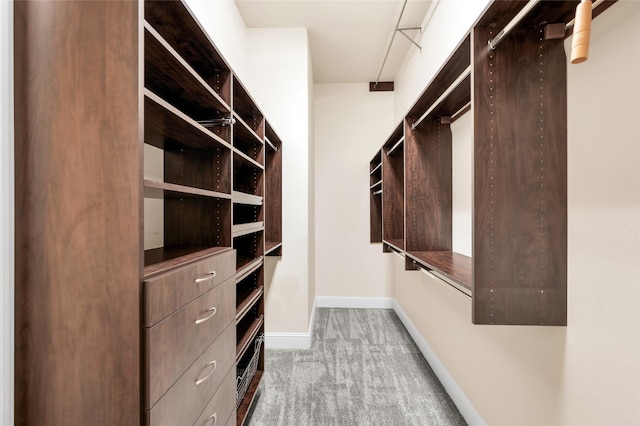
<box><xmin>405</xmin><ymin>118</ymin><xmax>452</xmax><ymax>252</ymax></box>
<box><xmin>473</xmin><ymin>25</ymin><xmax>567</xmax><ymax>325</ymax></box>
<box><xmin>14</xmin><ymin>1</ymin><xmax>140</xmax><ymax>424</ymax></box>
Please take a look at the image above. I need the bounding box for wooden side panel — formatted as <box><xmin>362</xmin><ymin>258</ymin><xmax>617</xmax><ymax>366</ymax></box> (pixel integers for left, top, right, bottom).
<box><xmin>14</xmin><ymin>1</ymin><xmax>141</xmax><ymax>424</ymax></box>
<box><xmin>265</xmin><ymin>144</ymin><xmax>282</xmax><ymax>245</ymax></box>
<box><xmin>382</xmin><ymin>145</ymin><xmax>404</xmax><ymax>244</ymax></box>
<box><xmin>405</xmin><ymin>118</ymin><xmax>452</xmax><ymax>252</ymax></box>
<box><xmin>473</xmin><ymin>25</ymin><xmax>567</xmax><ymax>325</ymax></box>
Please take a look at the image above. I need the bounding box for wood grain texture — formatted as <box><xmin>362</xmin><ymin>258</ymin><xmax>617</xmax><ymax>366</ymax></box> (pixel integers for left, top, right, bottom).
<box><xmin>265</xmin><ymin>123</ymin><xmax>282</xmax><ymax>248</ymax></box>
<box><xmin>382</xmin><ymin>124</ymin><xmax>405</xmax><ymax>244</ymax></box>
<box><xmin>143</xmin><ymin>249</ymin><xmax>236</xmax><ymax>326</ymax></box>
<box><xmin>236</xmin><ymin>371</ymin><xmax>264</xmax><ymax>426</ymax></box>
<box><xmin>234</xmin><ymin>119</ymin><xmax>265</xmax><ymax>165</ymax></box>
<box><xmin>370</xmin><ymin>151</ymin><xmax>383</xmax><ymax>243</ymax></box>
<box><xmin>234</xmin><ymin>152</ymin><xmax>265</xmax><ymax>196</ymax></box>
<box><xmin>473</xmin><ymin>23</ymin><xmax>567</xmax><ymax>325</ymax></box>
<box><xmin>194</xmin><ymin>367</ymin><xmax>237</xmax><ymax>426</ymax></box>
<box><xmin>144</xmin><ymin>90</ymin><xmax>231</xmax><ymax>150</ymax></box>
<box><xmin>233</xmin><ymin>77</ymin><xmax>265</xmax><ymax>138</ymax></box>
<box><xmin>407</xmin><ymin>251</ymin><xmax>472</xmax><ymax>291</ymax></box>
<box><xmin>144</xmin><ymin>25</ymin><xmax>229</xmax><ymax>121</ymax></box>
<box><xmin>144</xmin><ymin>0</ymin><xmax>232</xmax><ymax>105</ymax></box>
<box><xmin>145</xmin><ymin>277</ymin><xmax>235</xmax><ymax>408</ymax></box>
<box><xmin>407</xmin><ymin>34</ymin><xmax>470</xmax><ymax>121</ymax></box>
<box><xmin>14</xmin><ymin>1</ymin><xmax>141</xmax><ymax>424</ymax></box>
<box><xmin>164</xmin><ymin>197</ymin><xmax>232</xmax><ymax>252</ymax></box>
<box><xmin>234</xmin><ymin>231</ymin><xmax>265</xmax><ymax>272</ymax></box>
<box><xmin>405</xmin><ymin>117</ymin><xmax>452</xmax><ymax>252</ymax></box>
<box><xmin>145</xmin><ymin>323</ymin><xmax>236</xmax><ymax>426</ymax></box>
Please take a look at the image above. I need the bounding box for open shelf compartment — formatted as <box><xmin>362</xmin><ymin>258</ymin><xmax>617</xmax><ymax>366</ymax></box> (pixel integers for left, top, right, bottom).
<box><xmin>382</xmin><ymin>123</ymin><xmax>405</xmax><ymax>253</ymax></box>
<box><xmin>265</xmin><ymin>122</ymin><xmax>283</xmax><ymax>256</ymax></box>
<box><xmin>144</xmin><ymin>0</ymin><xmax>232</xmax><ymax>106</ymax></box>
<box><xmin>233</xmin><ymin>77</ymin><xmax>265</xmax><ymax>139</ymax></box>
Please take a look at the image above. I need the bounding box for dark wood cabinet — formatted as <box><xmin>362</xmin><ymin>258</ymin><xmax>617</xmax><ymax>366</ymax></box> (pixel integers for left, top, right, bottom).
<box><xmin>15</xmin><ymin>0</ymin><xmax>282</xmax><ymax>424</ymax></box>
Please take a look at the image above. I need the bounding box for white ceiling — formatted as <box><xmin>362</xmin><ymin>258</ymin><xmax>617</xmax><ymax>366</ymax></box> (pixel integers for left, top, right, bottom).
<box><xmin>235</xmin><ymin>0</ymin><xmax>434</xmax><ymax>84</ymax></box>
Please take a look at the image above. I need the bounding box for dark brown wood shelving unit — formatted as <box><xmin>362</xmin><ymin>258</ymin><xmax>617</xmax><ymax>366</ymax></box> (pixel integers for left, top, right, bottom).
<box><xmin>368</xmin><ymin>0</ymin><xmax>618</xmax><ymax>325</ymax></box>
<box><xmin>369</xmin><ymin>150</ymin><xmax>383</xmax><ymax>243</ymax></box>
<box><xmin>265</xmin><ymin>122</ymin><xmax>283</xmax><ymax>256</ymax></box>
<box><xmin>15</xmin><ymin>1</ymin><xmax>282</xmax><ymax>425</ymax></box>
<box><xmin>382</xmin><ymin>123</ymin><xmax>405</xmax><ymax>253</ymax></box>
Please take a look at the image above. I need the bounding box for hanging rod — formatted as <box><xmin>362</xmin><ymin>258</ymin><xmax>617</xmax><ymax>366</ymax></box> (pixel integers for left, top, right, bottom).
<box><xmin>265</xmin><ymin>137</ymin><xmax>278</xmax><ymax>152</ymax></box>
<box><xmin>411</xmin><ymin>65</ymin><xmax>471</xmax><ymax>130</ymax></box>
<box><xmin>374</xmin><ymin>0</ymin><xmax>422</xmax><ymax>87</ymax></box>
<box><xmin>566</xmin><ymin>0</ymin><xmax>606</xmax><ymax>29</ymax></box>
<box><xmin>413</xmin><ymin>262</ymin><xmax>472</xmax><ymax>297</ymax></box>
<box><xmin>198</xmin><ymin>117</ymin><xmax>236</xmax><ymax>127</ymax></box>
<box><xmin>386</xmin><ymin>136</ymin><xmax>404</xmax><ymax>155</ymax></box>
<box><xmin>488</xmin><ymin>0</ymin><xmax>540</xmax><ymax>50</ymax></box>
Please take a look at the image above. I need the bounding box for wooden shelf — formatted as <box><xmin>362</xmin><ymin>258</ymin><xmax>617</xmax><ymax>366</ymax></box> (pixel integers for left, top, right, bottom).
<box><xmin>236</xmin><ymin>370</ymin><xmax>263</xmax><ymax>426</ymax></box>
<box><xmin>234</xmin><ymin>148</ymin><xmax>264</xmax><ymax>171</ymax></box>
<box><xmin>407</xmin><ymin>251</ymin><xmax>472</xmax><ymax>291</ymax></box>
<box><xmin>370</xmin><ymin>162</ymin><xmax>382</xmax><ymax>175</ymax></box>
<box><xmin>144</xmin><ymin>89</ymin><xmax>230</xmax><ymax>150</ymax></box>
<box><xmin>233</xmin><ymin>77</ymin><xmax>264</xmax><ymax>138</ymax></box>
<box><xmin>236</xmin><ymin>315</ymin><xmax>264</xmax><ymax>362</ymax></box>
<box><xmin>144</xmin><ymin>179</ymin><xmax>231</xmax><ymax>200</ymax></box>
<box><xmin>234</xmin><ymin>112</ymin><xmax>264</xmax><ymax>148</ymax></box>
<box><xmin>370</xmin><ymin>180</ymin><xmax>382</xmax><ymax>190</ymax></box>
<box><xmin>144</xmin><ymin>0</ymin><xmax>232</xmax><ymax>105</ymax></box>
<box><xmin>236</xmin><ymin>286</ymin><xmax>264</xmax><ymax>324</ymax></box>
<box><xmin>143</xmin><ymin>246</ymin><xmax>232</xmax><ymax>279</ymax></box>
<box><xmin>232</xmin><ymin>222</ymin><xmax>264</xmax><ymax>238</ymax></box>
<box><xmin>265</xmin><ymin>241</ymin><xmax>282</xmax><ymax>255</ymax></box>
<box><xmin>236</xmin><ymin>258</ymin><xmax>263</xmax><ymax>284</ymax></box>
<box><xmin>236</xmin><ymin>256</ymin><xmax>264</xmax><ymax>276</ymax></box>
<box><xmin>144</xmin><ymin>23</ymin><xmax>229</xmax><ymax>122</ymax></box>
<box><xmin>233</xmin><ymin>191</ymin><xmax>263</xmax><ymax>206</ymax></box>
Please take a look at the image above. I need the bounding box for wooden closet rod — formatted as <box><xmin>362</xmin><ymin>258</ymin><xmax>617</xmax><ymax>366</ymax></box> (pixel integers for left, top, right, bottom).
<box><xmin>411</xmin><ymin>65</ymin><xmax>471</xmax><ymax>130</ymax></box>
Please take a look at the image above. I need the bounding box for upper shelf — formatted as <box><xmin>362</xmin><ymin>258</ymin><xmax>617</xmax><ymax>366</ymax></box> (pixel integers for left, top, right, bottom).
<box><xmin>144</xmin><ymin>0</ymin><xmax>232</xmax><ymax>105</ymax></box>
<box><xmin>144</xmin><ymin>179</ymin><xmax>231</xmax><ymax>200</ymax></box>
<box><xmin>233</xmin><ymin>77</ymin><xmax>265</xmax><ymax>139</ymax></box>
<box><xmin>406</xmin><ymin>34</ymin><xmax>471</xmax><ymax>124</ymax></box>
<box><xmin>144</xmin><ymin>90</ymin><xmax>230</xmax><ymax>151</ymax></box>
<box><xmin>144</xmin><ymin>24</ymin><xmax>230</xmax><ymax>126</ymax></box>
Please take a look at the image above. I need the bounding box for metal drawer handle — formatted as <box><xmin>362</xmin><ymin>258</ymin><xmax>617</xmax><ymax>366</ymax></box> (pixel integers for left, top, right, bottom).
<box><xmin>195</xmin><ymin>271</ymin><xmax>217</xmax><ymax>283</ymax></box>
<box><xmin>205</xmin><ymin>413</ymin><xmax>217</xmax><ymax>425</ymax></box>
<box><xmin>195</xmin><ymin>307</ymin><xmax>217</xmax><ymax>325</ymax></box>
<box><xmin>195</xmin><ymin>360</ymin><xmax>217</xmax><ymax>386</ymax></box>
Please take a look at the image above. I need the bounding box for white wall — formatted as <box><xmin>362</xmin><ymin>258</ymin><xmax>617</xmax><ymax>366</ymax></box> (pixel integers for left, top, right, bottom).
<box><xmin>314</xmin><ymin>83</ymin><xmax>394</xmax><ymax>298</ymax></box>
<box><xmin>394</xmin><ymin>0</ymin><xmax>491</xmax><ymax>122</ymax></box>
<box><xmin>0</xmin><ymin>1</ymin><xmax>13</xmax><ymax>424</ymax></box>
<box><xmin>245</xmin><ymin>28</ymin><xmax>314</xmax><ymax>333</ymax></box>
<box><xmin>393</xmin><ymin>2</ymin><xmax>640</xmax><ymax>425</ymax></box>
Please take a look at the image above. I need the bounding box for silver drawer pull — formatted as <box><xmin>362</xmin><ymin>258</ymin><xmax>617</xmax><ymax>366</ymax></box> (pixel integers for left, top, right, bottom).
<box><xmin>195</xmin><ymin>360</ymin><xmax>217</xmax><ymax>386</ymax></box>
<box><xmin>195</xmin><ymin>271</ymin><xmax>216</xmax><ymax>283</ymax></box>
<box><xmin>195</xmin><ymin>307</ymin><xmax>217</xmax><ymax>325</ymax></box>
<box><xmin>205</xmin><ymin>413</ymin><xmax>217</xmax><ymax>425</ymax></box>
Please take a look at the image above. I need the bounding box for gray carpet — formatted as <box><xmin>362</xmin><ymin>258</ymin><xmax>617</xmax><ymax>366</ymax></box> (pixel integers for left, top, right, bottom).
<box><xmin>247</xmin><ymin>308</ymin><xmax>467</xmax><ymax>426</ymax></box>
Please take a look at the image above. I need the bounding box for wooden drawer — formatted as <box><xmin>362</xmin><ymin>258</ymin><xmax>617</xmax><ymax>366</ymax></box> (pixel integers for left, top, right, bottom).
<box><xmin>146</xmin><ymin>324</ymin><xmax>235</xmax><ymax>426</ymax></box>
<box><xmin>144</xmin><ymin>249</ymin><xmax>235</xmax><ymax>326</ymax></box>
<box><xmin>193</xmin><ymin>368</ymin><xmax>236</xmax><ymax>426</ymax></box>
<box><xmin>146</xmin><ymin>277</ymin><xmax>235</xmax><ymax>408</ymax></box>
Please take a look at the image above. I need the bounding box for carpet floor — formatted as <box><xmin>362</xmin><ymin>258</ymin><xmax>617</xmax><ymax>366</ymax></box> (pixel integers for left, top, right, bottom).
<box><xmin>246</xmin><ymin>308</ymin><xmax>467</xmax><ymax>426</ymax></box>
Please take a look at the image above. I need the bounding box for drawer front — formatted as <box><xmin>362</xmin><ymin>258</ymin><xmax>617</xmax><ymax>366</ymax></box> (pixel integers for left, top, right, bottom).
<box><xmin>147</xmin><ymin>324</ymin><xmax>236</xmax><ymax>426</ymax></box>
<box><xmin>144</xmin><ymin>249</ymin><xmax>235</xmax><ymax>326</ymax></box>
<box><xmin>194</xmin><ymin>368</ymin><xmax>236</xmax><ymax>426</ymax></box>
<box><xmin>146</xmin><ymin>277</ymin><xmax>235</xmax><ymax>408</ymax></box>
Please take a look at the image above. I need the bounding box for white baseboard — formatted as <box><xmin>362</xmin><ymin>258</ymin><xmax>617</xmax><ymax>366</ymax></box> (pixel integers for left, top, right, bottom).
<box><xmin>265</xmin><ymin>298</ymin><xmax>317</xmax><ymax>350</ymax></box>
<box><xmin>392</xmin><ymin>300</ymin><xmax>486</xmax><ymax>426</ymax></box>
<box><xmin>315</xmin><ymin>296</ymin><xmax>394</xmax><ymax>309</ymax></box>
